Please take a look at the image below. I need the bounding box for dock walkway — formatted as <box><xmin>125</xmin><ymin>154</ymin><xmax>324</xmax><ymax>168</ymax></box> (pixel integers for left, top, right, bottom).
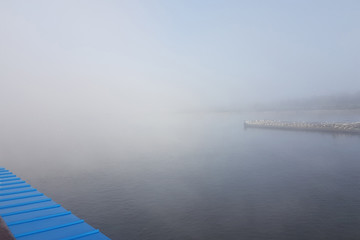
<box><xmin>0</xmin><ymin>167</ymin><xmax>110</xmax><ymax>240</ymax></box>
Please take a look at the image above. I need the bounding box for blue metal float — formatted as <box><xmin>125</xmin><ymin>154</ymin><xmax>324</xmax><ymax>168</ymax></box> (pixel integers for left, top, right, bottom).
<box><xmin>0</xmin><ymin>167</ymin><xmax>110</xmax><ymax>239</ymax></box>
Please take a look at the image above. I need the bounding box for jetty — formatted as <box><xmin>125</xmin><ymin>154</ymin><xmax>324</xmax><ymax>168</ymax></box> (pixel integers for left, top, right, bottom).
<box><xmin>0</xmin><ymin>167</ymin><xmax>110</xmax><ymax>240</ymax></box>
<box><xmin>244</xmin><ymin>120</ymin><xmax>360</xmax><ymax>134</ymax></box>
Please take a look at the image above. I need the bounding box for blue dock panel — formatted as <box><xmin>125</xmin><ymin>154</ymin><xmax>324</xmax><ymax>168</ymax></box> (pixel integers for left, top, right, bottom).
<box><xmin>0</xmin><ymin>167</ymin><xmax>111</xmax><ymax>240</ymax></box>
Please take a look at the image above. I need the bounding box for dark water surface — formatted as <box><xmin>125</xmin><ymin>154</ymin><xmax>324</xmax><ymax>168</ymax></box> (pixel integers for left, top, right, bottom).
<box><xmin>1</xmin><ymin>110</ymin><xmax>360</xmax><ymax>240</ymax></box>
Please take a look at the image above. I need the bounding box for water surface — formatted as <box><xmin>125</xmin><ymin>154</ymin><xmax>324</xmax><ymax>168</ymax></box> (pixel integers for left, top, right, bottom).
<box><xmin>1</xmin><ymin>110</ymin><xmax>360</xmax><ymax>240</ymax></box>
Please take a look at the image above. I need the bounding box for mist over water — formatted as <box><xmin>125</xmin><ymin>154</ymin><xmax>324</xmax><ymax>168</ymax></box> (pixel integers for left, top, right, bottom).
<box><xmin>1</xmin><ymin>1</ymin><xmax>360</xmax><ymax>239</ymax></box>
<box><xmin>1</xmin><ymin>110</ymin><xmax>360</xmax><ymax>240</ymax></box>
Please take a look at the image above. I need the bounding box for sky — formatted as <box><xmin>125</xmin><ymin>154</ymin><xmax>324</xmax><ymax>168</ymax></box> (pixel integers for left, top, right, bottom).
<box><xmin>1</xmin><ymin>0</ymin><xmax>360</xmax><ymax>112</ymax></box>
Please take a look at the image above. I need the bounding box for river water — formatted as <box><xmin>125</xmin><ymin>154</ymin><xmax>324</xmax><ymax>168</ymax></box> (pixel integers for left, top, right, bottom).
<box><xmin>1</xmin><ymin>110</ymin><xmax>360</xmax><ymax>240</ymax></box>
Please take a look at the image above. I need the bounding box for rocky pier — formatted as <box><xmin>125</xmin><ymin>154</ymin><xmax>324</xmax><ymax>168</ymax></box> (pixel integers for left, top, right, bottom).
<box><xmin>244</xmin><ymin>120</ymin><xmax>360</xmax><ymax>134</ymax></box>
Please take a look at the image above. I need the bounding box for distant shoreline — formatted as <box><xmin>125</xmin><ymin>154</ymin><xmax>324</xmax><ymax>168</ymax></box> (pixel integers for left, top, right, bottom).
<box><xmin>245</xmin><ymin>107</ymin><xmax>360</xmax><ymax>112</ymax></box>
<box><xmin>204</xmin><ymin>107</ymin><xmax>360</xmax><ymax>114</ymax></box>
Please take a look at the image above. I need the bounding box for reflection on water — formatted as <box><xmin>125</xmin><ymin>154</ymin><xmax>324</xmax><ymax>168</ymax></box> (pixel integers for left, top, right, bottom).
<box><xmin>1</xmin><ymin>110</ymin><xmax>360</xmax><ymax>240</ymax></box>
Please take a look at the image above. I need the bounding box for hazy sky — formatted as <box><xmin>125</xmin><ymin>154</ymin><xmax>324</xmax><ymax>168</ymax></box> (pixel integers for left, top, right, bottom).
<box><xmin>1</xmin><ymin>0</ymin><xmax>360</xmax><ymax>111</ymax></box>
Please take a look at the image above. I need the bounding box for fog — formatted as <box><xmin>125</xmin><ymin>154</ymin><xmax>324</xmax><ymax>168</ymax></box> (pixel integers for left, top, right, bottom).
<box><xmin>1</xmin><ymin>2</ymin><xmax>360</xmax><ymax>239</ymax></box>
<box><xmin>1</xmin><ymin>0</ymin><xmax>359</xmax><ymax>157</ymax></box>
<box><xmin>1</xmin><ymin>1</ymin><xmax>360</xmax><ymax>156</ymax></box>
<box><xmin>2</xmin><ymin>0</ymin><xmax>360</xmax><ymax>111</ymax></box>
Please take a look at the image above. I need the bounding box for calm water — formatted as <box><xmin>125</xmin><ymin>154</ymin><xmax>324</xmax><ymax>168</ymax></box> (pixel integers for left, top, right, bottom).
<box><xmin>1</xmin><ymin>110</ymin><xmax>360</xmax><ymax>240</ymax></box>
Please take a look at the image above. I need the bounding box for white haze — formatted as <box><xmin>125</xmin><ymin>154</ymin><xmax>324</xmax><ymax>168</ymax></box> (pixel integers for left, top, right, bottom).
<box><xmin>1</xmin><ymin>0</ymin><xmax>360</xmax><ymax>145</ymax></box>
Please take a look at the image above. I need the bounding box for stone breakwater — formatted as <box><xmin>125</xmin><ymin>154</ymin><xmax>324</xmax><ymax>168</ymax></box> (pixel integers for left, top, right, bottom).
<box><xmin>244</xmin><ymin>120</ymin><xmax>360</xmax><ymax>134</ymax></box>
